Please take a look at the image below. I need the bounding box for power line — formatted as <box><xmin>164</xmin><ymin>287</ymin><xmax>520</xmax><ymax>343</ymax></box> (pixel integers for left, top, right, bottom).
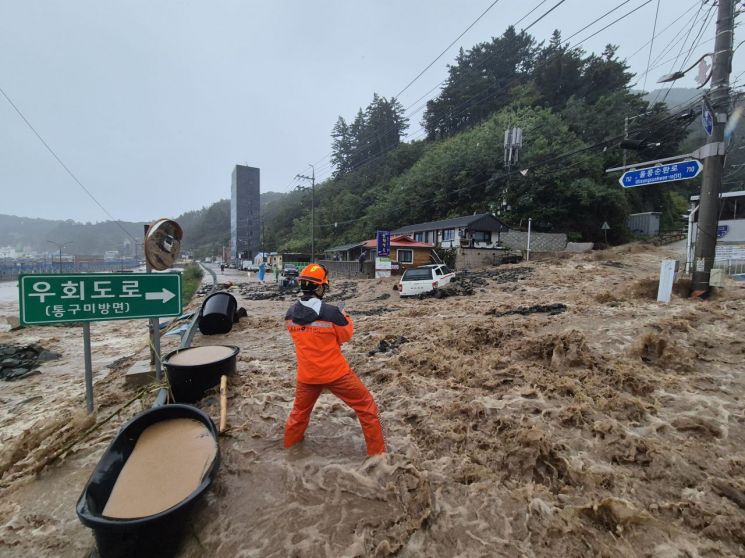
<box><xmin>658</xmin><ymin>2</ymin><xmax>716</xmax><ymax>106</ymax></box>
<box><xmin>644</xmin><ymin>1</ymin><xmax>702</xmax><ymax>67</ymax></box>
<box><xmin>642</xmin><ymin>0</ymin><xmax>662</xmax><ymax>92</ymax></box>
<box><xmin>0</xmin><ymin>84</ymin><xmax>137</xmax><ymax>242</ymax></box>
<box><xmin>394</xmin><ymin>0</ymin><xmax>504</xmax><ymax>100</ymax></box>
<box><xmin>309</xmin><ymin>0</ymin><xmax>655</xmax><ymax>185</ymax></box>
<box><xmin>292</xmin><ymin>0</ymin><xmax>570</xmax><ymax>184</ymax></box>
<box><xmin>561</xmin><ymin>0</ymin><xmax>634</xmax><ymax>44</ymax></box>
<box><xmin>626</xmin><ymin>0</ymin><xmax>700</xmax><ymax>62</ymax></box>
<box><xmin>512</xmin><ymin>0</ymin><xmax>550</xmax><ymax>27</ymax></box>
<box><xmin>573</xmin><ymin>0</ymin><xmax>654</xmax><ymax>45</ymax></box>
<box><xmin>522</xmin><ymin>0</ymin><xmax>569</xmax><ymax>31</ymax></box>
<box><xmin>315</xmin><ymin>0</ymin><xmax>640</xmax><ymax>182</ymax></box>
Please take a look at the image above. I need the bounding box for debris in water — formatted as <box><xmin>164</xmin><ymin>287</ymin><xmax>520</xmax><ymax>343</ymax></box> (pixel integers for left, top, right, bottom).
<box><xmin>485</xmin><ymin>303</ymin><xmax>567</xmax><ymax>317</ymax></box>
<box><xmin>0</xmin><ymin>344</ymin><xmax>61</xmax><ymax>381</ymax></box>
<box><xmin>368</xmin><ymin>336</ymin><xmax>409</xmax><ymax>356</ymax></box>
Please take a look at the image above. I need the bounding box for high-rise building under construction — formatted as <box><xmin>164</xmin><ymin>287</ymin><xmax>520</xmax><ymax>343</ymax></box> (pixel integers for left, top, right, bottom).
<box><xmin>230</xmin><ymin>165</ymin><xmax>260</xmax><ymax>262</ymax></box>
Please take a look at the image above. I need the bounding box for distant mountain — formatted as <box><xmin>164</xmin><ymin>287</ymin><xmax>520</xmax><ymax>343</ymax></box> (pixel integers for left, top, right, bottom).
<box><xmin>0</xmin><ymin>191</ymin><xmax>287</xmax><ymax>257</ymax></box>
<box><xmin>641</xmin><ymin>88</ymin><xmax>701</xmax><ymax>110</ymax></box>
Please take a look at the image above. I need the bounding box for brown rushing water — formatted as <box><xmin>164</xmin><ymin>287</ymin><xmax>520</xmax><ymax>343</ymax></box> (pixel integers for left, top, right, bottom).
<box><xmin>2</xmin><ymin>252</ymin><xmax>745</xmax><ymax>557</ymax></box>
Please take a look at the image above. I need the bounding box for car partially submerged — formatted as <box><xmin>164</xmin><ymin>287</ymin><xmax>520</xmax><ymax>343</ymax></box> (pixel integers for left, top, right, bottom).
<box><xmin>398</xmin><ymin>264</ymin><xmax>455</xmax><ymax>297</ymax></box>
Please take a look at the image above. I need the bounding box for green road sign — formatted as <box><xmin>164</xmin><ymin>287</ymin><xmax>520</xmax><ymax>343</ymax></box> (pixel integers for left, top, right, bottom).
<box><xmin>19</xmin><ymin>272</ymin><xmax>182</xmax><ymax>325</ymax></box>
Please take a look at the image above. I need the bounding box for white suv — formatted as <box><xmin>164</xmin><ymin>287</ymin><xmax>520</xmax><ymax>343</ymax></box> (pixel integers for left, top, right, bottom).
<box><xmin>398</xmin><ymin>264</ymin><xmax>455</xmax><ymax>297</ymax></box>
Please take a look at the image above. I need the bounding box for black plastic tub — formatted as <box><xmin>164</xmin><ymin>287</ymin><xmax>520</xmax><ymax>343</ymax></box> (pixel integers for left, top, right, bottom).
<box><xmin>198</xmin><ymin>291</ymin><xmax>237</xmax><ymax>335</ymax></box>
<box><xmin>163</xmin><ymin>345</ymin><xmax>239</xmax><ymax>403</ymax></box>
<box><xmin>76</xmin><ymin>404</ymin><xmax>219</xmax><ymax>558</ymax></box>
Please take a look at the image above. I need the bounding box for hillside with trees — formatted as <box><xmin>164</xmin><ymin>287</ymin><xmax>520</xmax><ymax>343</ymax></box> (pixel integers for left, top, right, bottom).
<box><xmin>264</xmin><ymin>27</ymin><xmax>698</xmax><ymax>253</ymax></box>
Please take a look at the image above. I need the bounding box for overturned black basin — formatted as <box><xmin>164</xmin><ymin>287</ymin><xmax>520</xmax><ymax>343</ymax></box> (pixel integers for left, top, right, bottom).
<box><xmin>76</xmin><ymin>404</ymin><xmax>219</xmax><ymax>558</ymax></box>
<box><xmin>163</xmin><ymin>344</ymin><xmax>239</xmax><ymax>403</ymax></box>
<box><xmin>198</xmin><ymin>291</ymin><xmax>237</xmax><ymax>335</ymax></box>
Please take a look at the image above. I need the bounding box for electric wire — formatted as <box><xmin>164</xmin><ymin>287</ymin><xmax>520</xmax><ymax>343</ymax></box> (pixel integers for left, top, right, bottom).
<box><xmin>561</xmin><ymin>0</ymin><xmax>634</xmax><ymax>45</ymax></box>
<box><xmin>656</xmin><ymin>1</ymin><xmax>715</xmax><ymax>106</ymax></box>
<box><xmin>521</xmin><ymin>0</ymin><xmax>569</xmax><ymax>31</ymax></box>
<box><xmin>642</xmin><ymin>0</ymin><xmax>663</xmax><ymax>92</ymax></box>
<box><xmin>394</xmin><ymin>0</ymin><xmax>504</xmax><ymax>100</ymax></box>
<box><xmin>301</xmin><ymin>0</ymin><xmax>660</xmax><ymax>186</ymax></box>
<box><xmin>314</xmin><ymin>0</ymin><xmax>650</xmax><ymax>183</ymax></box>
<box><xmin>0</xmin><ymin>84</ymin><xmax>138</xmax><ymax>242</ymax></box>
<box><xmin>643</xmin><ymin>1</ymin><xmax>702</xmax><ymax>67</ymax></box>
<box><xmin>572</xmin><ymin>0</ymin><xmax>654</xmax><ymax>45</ymax></box>
<box><xmin>291</xmin><ymin>0</ymin><xmax>567</xmax><ymax>184</ymax></box>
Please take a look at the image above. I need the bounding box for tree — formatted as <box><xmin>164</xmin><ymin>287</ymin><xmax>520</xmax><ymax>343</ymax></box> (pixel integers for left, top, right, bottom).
<box><xmin>423</xmin><ymin>27</ymin><xmax>537</xmax><ymax>138</ymax></box>
<box><xmin>332</xmin><ymin>94</ymin><xmax>409</xmax><ymax>177</ymax></box>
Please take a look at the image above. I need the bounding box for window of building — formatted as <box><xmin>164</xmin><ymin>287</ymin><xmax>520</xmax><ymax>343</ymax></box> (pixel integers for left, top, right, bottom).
<box><xmin>414</xmin><ymin>232</ymin><xmax>424</xmax><ymax>242</ymax></box>
<box><xmin>397</xmin><ymin>249</ymin><xmax>413</xmax><ymax>263</ymax></box>
<box><xmin>442</xmin><ymin>229</ymin><xmax>455</xmax><ymax>241</ymax></box>
<box><xmin>472</xmin><ymin>230</ymin><xmax>491</xmax><ymax>243</ymax></box>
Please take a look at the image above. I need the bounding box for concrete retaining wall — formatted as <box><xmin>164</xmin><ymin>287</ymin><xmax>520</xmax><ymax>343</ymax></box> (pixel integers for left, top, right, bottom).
<box><xmin>500</xmin><ymin>231</ymin><xmax>567</xmax><ymax>252</ymax></box>
<box><xmin>455</xmin><ymin>249</ymin><xmax>505</xmax><ymax>270</ymax></box>
<box><xmin>565</xmin><ymin>242</ymin><xmax>594</xmax><ymax>253</ymax></box>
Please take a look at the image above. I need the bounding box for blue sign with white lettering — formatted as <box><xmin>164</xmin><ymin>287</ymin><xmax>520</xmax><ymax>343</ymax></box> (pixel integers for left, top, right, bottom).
<box><xmin>376</xmin><ymin>230</ymin><xmax>391</xmax><ymax>256</ymax></box>
<box><xmin>619</xmin><ymin>160</ymin><xmax>703</xmax><ymax>188</ymax></box>
<box><xmin>702</xmin><ymin>103</ymin><xmax>714</xmax><ymax>136</ymax></box>
<box><xmin>717</xmin><ymin>225</ymin><xmax>729</xmax><ymax>239</ymax></box>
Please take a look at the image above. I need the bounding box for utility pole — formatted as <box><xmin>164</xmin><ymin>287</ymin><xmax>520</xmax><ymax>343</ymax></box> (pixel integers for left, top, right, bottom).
<box><xmin>692</xmin><ymin>0</ymin><xmax>734</xmax><ymax>292</ymax></box>
<box><xmin>295</xmin><ymin>164</ymin><xmax>316</xmax><ymax>262</ymax></box>
<box><xmin>47</xmin><ymin>240</ymin><xmax>73</xmax><ymax>273</ymax></box>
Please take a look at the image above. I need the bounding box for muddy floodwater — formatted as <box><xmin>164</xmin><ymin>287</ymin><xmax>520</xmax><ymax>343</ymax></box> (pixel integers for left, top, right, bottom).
<box><xmin>1</xmin><ymin>246</ymin><xmax>745</xmax><ymax>557</ymax></box>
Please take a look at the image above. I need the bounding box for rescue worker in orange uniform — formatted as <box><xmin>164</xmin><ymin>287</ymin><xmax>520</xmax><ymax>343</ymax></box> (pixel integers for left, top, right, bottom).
<box><xmin>284</xmin><ymin>263</ymin><xmax>386</xmax><ymax>455</ymax></box>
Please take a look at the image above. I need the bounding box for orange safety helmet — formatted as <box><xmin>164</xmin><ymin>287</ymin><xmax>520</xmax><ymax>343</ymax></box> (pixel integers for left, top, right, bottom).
<box><xmin>298</xmin><ymin>263</ymin><xmax>329</xmax><ymax>286</ymax></box>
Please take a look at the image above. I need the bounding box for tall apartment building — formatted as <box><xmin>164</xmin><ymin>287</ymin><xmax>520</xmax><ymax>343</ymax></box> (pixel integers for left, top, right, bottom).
<box><xmin>230</xmin><ymin>165</ymin><xmax>261</xmax><ymax>261</ymax></box>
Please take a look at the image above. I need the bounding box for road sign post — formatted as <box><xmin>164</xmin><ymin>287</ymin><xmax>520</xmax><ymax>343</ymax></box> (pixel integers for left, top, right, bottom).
<box><xmin>702</xmin><ymin>101</ymin><xmax>714</xmax><ymax>136</ymax></box>
<box><xmin>19</xmin><ymin>272</ymin><xmax>182</xmax><ymax>413</ymax></box>
<box><xmin>619</xmin><ymin>160</ymin><xmax>703</xmax><ymax>188</ymax></box>
<box><xmin>601</xmin><ymin>221</ymin><xmax>610</xmax><ymax>244</ymax></box>
<box><xmin>376</xmin><ymin>230</ymin><xmax>391</xmax><ymax>257</ymax></box>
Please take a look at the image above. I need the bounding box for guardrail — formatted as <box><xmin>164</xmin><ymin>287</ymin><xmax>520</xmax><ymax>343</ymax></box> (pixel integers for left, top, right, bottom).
<box><xmin>153</xmin><ymin>262</ymin><xmax>216</xmax><ymax>407</ymax></box>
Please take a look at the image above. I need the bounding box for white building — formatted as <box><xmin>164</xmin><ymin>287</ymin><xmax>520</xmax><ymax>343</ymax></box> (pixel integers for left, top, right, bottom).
<box><xmin>687</xmin><ymin>190</ymin><xmax>745</xmax><ymax>272</ymax></box>
<box><xmin>391</xmin><ymin>213</ymin><xmax>508</xmax><ymax>249</ymax></box>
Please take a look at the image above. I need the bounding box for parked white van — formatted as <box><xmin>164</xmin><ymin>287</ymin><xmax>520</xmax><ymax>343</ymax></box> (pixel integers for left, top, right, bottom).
<box><xmin>398</xmin><ymin>264</ymin><xmax>455</xmax><ymax>297</ymax></box>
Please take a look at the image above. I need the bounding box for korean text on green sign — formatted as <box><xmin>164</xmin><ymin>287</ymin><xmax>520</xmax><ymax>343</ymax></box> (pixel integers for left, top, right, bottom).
<box><xmin>19</xmin><ymin>273</ymin><xmax>182</xmax><ymax>325</ymax></box>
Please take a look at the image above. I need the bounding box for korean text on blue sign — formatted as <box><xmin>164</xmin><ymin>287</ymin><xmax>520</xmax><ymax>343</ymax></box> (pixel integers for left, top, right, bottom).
<box><xmin>619</xmin><ymin>160</ymin><xmax>703</xmax><ymax>189</ymax></box>
<box><xmin>376</xmin><ymin>230</ymin><xmax>391</xmax><ymax>257</ymax></box>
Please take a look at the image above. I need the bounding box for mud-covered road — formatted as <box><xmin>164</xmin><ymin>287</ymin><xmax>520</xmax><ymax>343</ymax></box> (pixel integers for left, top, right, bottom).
<box><xmin>1</xmin><ymin>245</ymin><xmax>745</xmax><ymax>557</ymax></box>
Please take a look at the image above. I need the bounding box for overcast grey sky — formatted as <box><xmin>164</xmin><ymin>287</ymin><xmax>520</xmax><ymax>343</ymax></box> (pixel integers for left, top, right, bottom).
<box><xmin>1</xmin><ymin>0</ymin><xmax>739</xmax><ymax>223</ymax></box>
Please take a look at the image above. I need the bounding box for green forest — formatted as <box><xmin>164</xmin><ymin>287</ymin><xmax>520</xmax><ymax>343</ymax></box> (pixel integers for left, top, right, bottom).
<box><xmin>261</xmin><ymin>27</ymin><xmax>714</xmax><ymax>254</ymax></box>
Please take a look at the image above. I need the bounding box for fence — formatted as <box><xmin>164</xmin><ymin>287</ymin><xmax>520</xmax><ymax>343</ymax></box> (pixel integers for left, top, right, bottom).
<box><xmin>0</xmin><ymin>259</ymin><xmax>139</xmax><ymax>282</ymax></box>
<box><xmin>319</xmin><ymin>260</ymin><xmax>374</xmax><ymax>279</ymax></box>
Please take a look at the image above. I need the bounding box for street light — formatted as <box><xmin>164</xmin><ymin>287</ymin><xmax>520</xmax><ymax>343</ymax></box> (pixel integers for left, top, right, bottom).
<box><xmin>657</xmin><ymin>53</ymin><xmax>714</xmax><ymax>84</ymax></box>
<box><xmin>295</xmin><ymin>164</ymin><xmax>316</xmax><ymax>262</ymax></box>
<box><xmin>47</xmin><ymin>240</ymin><xmax>73</xmax><ymax>273</ymax></box>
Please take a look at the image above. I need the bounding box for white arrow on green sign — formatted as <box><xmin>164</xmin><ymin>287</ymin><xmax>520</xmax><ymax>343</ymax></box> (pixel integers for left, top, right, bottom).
<box><xmin>19</xmin><ymin>272</ymin><xmax>182</xmax><ymax>325</ymax></box>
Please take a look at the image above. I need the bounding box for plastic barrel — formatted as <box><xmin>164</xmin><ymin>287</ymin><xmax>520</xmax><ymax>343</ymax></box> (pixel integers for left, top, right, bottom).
<box><xmin>76</xmin><ymin>404</ymin><xmax>219</xmax><ymax>558</ymax></box>
<box><xmin>163</xmin><ymin>345</ymin><xmax>239</xmax><ymax>403</ymax></box>
<box><xmin>198</xmin><ymin>291</ymin><xmax>237</xmax><ymax>335</ymax></box>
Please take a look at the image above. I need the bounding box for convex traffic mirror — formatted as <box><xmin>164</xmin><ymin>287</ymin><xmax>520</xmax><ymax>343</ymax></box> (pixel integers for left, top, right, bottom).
<box><xmin>145</xmin><ymin>218</ymin><xmax>183</xmax><ymax>271</ymax></box>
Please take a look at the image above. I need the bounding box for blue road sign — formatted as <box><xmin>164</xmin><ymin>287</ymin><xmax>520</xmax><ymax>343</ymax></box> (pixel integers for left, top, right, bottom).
<box><xmin>702</xmin><ymin>103</ymin><xmax>714</xmax><ymax>136</ymax></box>
<box><xmin>376</xmin><ymin>230</ymin><xmax>391</xmax><ymax>257</ymax></box>
<box><xmin>717</xmin><ymin>225</ymin><xmax>729</xmax><ymax>239</ymax></box>
<box><xmin>619</xmin><ymin>160</ymin><xmax>703</xmax><ymax>188</ymax></box>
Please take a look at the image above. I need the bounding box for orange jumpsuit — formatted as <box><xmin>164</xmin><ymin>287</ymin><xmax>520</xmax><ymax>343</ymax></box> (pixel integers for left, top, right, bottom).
<box><xmin>284</xmin><ymin>296</ymin><xmax>385</xmax><ymax>455</ymax></box>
